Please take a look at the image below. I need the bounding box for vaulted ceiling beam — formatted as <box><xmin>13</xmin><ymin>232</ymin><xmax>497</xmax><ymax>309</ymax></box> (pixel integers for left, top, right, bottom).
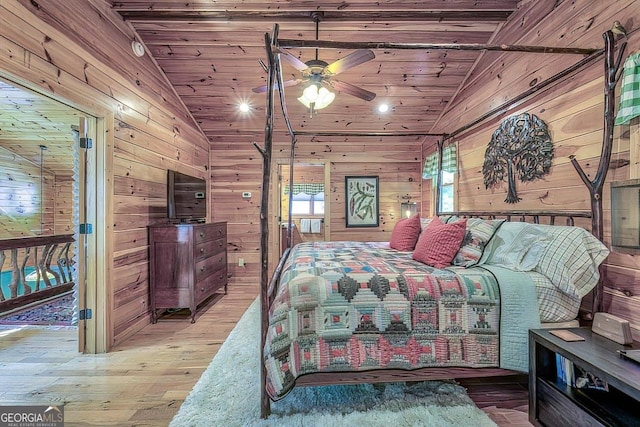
<box><xmin>117</xmin><ymin>10</ymin><xmax>513</xmax><ymax>22</ymax></box>
<box><xmin>277</xmin><ymin>39</ymin><xmax>601</xmax><ymax>55</ymax></box>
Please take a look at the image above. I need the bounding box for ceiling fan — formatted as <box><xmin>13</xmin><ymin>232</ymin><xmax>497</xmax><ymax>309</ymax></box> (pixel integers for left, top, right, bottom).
<box><xmin>252</xmin><ymin>12</ymin><xmax>377</xmax><ymax>111</ymax></box>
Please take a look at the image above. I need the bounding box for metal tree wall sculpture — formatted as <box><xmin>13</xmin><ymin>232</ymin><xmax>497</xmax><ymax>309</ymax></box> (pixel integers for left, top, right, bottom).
<box><xmin>482</xmin><ymin>113</ymin><xmax>554</xmax><ymax>204</ymax></box>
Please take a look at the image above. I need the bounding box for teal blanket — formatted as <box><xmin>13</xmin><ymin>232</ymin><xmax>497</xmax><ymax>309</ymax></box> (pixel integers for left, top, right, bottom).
<box><xmin>480</xmin><ymin>265</ymin><xmax>541</xmax><ymax>372</ymax></box>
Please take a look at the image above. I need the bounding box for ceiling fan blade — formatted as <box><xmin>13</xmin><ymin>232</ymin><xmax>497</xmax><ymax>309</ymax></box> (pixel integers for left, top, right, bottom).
<box><xmin>252</xmin><ymin>79</ymin><xmax>303</xmax><ymax>93</ymax></box>
<box><xmin>328</xmin><ymin>80</ymin><xmax>377</xmax><ymax>102</ymax></box>
<box><xmin>277</xmin><ymin>49</ymin><xmax>309</xmax><ymax>72</ymax></box>
<box><xmin>324</xmin><ymin>50</ymin><xmax>375</xmax><ymax>75</ymax></box>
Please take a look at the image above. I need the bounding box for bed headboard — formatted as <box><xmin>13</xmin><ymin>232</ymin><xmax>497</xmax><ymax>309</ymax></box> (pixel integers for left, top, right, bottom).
<box><xmin>447</xmin><ymin>210</ymin><xmax>592</xmax><ymax>227</ymax></box>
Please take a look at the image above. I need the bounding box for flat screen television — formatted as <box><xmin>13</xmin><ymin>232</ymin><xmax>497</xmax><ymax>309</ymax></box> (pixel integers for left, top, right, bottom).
<box><xmin>167</xmin><ymin>170</ymin><xmax>207</xmax><ymax>222</ymax></box>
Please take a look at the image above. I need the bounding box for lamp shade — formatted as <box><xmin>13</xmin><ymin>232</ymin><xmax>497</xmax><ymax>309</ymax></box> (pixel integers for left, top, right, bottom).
<box><xmin>298</xmin><ymin>84</ymin><xmax>335</xmax><ymax>110</ymax></box>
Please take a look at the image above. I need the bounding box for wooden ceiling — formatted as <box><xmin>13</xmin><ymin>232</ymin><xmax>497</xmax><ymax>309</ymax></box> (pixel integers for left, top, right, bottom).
<box><xmin>0</xmin><ymin>80</ymin><xmax>82</xmax><ymax>176</ymax></box>
<box><xmin>111</xmin><ymin>0</ymin><xmax>521</xmax><ymax>142</ymax></box>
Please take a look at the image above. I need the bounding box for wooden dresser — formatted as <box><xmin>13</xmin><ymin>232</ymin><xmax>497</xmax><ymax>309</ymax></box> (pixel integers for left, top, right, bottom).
<box><xmin>148</xmin><ymin>222</ymin><xmax>227</xmax><ymax>323</ymax></box>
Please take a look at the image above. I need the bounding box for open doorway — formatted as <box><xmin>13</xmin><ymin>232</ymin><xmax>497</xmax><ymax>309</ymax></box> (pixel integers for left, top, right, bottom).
<box><xmin>278</xmin><ymin>162</ymin><xmax>328</xmax><ymax>255</ymax></box>
<box><xmin>0</xmin><ymin>79</ymin><xmax>98</xmax><ymax>352</ymax></box>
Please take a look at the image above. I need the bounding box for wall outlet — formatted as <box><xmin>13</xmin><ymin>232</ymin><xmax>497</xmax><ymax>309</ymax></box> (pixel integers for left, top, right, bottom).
<box><xmin>242</xmin><ymin>191</ymin><xmax>251</xmax><ymax>199</ymax></box>
<box><xmin>238</xmin><ymin>258</ymin><xmax>245</xmax><ymax>267</ymax></box>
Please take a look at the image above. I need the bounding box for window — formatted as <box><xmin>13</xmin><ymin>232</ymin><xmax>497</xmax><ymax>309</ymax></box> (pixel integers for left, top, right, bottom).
<box><xmin>291</xmin><ymin>191</ymin><xmax>324</xmax><ymax>215</ymax></box>
<box><xmin>286</xmin><ymin>183</ymin><xmax>325</xmax><ymax>215</ymax></box>
<box><xmin>439</xmin><ymin>170</ymin><xmax>455</xmax><ymax>212</ymax></box>
<box><xmin>423</xmin><ymin>143</ymin><xmax>457</xmax><ymax>214</ymax></box>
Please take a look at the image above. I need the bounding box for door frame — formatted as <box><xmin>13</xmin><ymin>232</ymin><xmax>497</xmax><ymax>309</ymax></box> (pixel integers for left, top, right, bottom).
<box><xmin>273</xmin><ymin>159</ymin><xmax>331</xmax><ymax>254</ymax></box>
<box><xmin>0</xmin><ymin>72</ymin><xmax>112</xmax><ymax>354</ymax></box>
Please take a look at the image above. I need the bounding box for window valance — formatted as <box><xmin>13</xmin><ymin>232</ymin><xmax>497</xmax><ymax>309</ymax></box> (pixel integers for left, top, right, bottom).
<box><xmin>422</xmin><ymin>144</ymin><xmax>457</xmax><ymax>179</ymax></box>
<box><xmin>284</xmin><ymin>183</ymin><xmax>324</xmax><ymax>195</ymax></box>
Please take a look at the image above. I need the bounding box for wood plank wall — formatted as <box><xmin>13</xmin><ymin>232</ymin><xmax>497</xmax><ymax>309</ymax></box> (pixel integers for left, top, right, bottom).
<box><xmin>0</xmin><ymin>0</ymin><xmax>210</xmax><ymax>349</ymax></box>
<box><xmin>0</xmin><ymin>146</ymin><xmax>54</xmax><ymax>238</ymax></box>
<box><xmin>429</xmin><ymin>0</ymin><xmax>640</xmax><ymax>338</ymax></box>
<box><xmin>211</xmin><ymin>133</ymin><xmax>423</xmax><ymax>290</ymax></box>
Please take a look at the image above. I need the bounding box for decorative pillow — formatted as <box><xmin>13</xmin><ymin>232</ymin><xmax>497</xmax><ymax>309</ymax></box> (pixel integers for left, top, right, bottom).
<box><xmin>533</xmin><ymin>225</ymin><xmax>610</xmax><ymax>298</ymax></box>
<box><xmin>413</xmin><ymin>216</ymin><xmax>467</xmax><ymax>268</ymax></box>
<box><xmin>420</xmin><ymin>215</ymin><xmax>454</xmax><ymax>232</ymax></box>
<box><xmin>479</xmin><ymin>222</ymin><xmax>551</xmax><ymax>271</ymax></box>
<box><xmin>389</xmin><ymin>214</ymin><xmax>421</xmax><ymax>251</ymax></box>
<box><xmin>453</xmin><ymin>218</ymin><xmax>506</xmax><ymax>267</ymax></box>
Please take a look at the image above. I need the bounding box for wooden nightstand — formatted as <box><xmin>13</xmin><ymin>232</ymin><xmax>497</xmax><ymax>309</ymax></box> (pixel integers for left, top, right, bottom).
<box><xmin>529</xmin><ymin>328</ymin><xmax>640</xmax><ymax>426</ymax></box>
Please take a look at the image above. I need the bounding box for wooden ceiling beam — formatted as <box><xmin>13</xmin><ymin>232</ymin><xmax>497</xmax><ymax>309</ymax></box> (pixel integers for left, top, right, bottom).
<box><xmin>278</xmin><ymin>39</ymin><xmax>601</xmax><ymax>55</ymax></box>
<box><xmin>118</xmin><ymin>10</ymin><xmax>513</xmax><ymax>23</ymax></box>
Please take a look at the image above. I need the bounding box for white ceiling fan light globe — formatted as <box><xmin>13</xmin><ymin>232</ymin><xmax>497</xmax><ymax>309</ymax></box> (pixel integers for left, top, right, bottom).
<box><xmin>315</xmin><ymin>88</ymin><xmax>335</xmax><ymax>109</ymax></box>
<box><xmin>302</xmin><ymin>84</ymin><xmax>319</xmax><ymax>102</ymax></box>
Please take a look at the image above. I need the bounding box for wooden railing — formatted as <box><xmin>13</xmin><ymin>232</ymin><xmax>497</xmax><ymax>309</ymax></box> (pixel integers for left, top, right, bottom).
<box><xmin>0</xmin><ymin>234</ymin><xmax>75</xmax><ymax>312</ymax></box>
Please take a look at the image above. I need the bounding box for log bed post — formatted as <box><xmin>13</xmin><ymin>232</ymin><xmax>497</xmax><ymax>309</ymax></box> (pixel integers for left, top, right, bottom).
<box><xmin>257</xmin><ymin>26</ymin><xmax>278</xmax><ymax>420</ymax></box>
<box><xmin>570</xmin><ymin>27</ymin><xmax>627</xmax><ymax>314</ymax></box>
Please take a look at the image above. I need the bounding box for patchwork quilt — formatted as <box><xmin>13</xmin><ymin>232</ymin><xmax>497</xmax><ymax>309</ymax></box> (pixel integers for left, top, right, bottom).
<box><xmin>264</xmin><ymin>241</ymin><xmax>502</xmax><ymax>400</ymax></box>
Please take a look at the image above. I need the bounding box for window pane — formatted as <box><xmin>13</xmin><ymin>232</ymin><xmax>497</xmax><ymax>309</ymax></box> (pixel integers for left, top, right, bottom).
<box><xmin>313</xmin><ymin>200</ymin><xmax>325</xmax><ymax>215</ymax></box>
<box><xmin>442</xmin><ymin>170</ymin><xmax>455</xmax><ymax>185</ymax></box>
<box><xmin>440</xmin><ymin>185</ymin><xmax>454</xmax><ymax>212</ymax></box>
<box><xmin>291</xmin><ymin>201</ymin><xmax>311</xmax><ymax>215</ymax></box>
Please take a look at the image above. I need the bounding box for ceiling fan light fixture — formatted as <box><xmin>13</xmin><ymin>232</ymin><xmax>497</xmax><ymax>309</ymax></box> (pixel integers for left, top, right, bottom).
<box><xmin>298</xmin><ymin>84</ymin><xmax>335</xmax><ymax>110</ymax></box>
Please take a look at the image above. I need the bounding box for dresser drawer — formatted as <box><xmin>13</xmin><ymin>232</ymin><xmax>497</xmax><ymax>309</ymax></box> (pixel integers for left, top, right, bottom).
<box><xmin>194</xmin><ymin>223</ymin><xmax>226</xmax><ymax>245</ymax></box>
<box><xmin>195</xmin><ymin>237</ymin><xmax>226</xmax><ymax>261</ymax></box>
<box><xmin>196</xmin><ymin>267</ymin><xmax>227</xmax><ymax>303</ymax></box>
<box><xmin>195</xmin><ymin>252</ymin><xmax>227</xmax><ymax>282</ymax></box>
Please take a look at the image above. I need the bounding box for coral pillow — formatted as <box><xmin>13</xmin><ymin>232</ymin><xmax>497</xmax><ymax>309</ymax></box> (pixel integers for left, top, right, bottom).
<box><xmin>390</xmin><ymin>214</ymin><xmax>421</xmax><ymax>251</ymax></box>
<box><xmin>413</xmin><ymin>216</ymin><xmax>467</xmax><ymax>268</ymax></box>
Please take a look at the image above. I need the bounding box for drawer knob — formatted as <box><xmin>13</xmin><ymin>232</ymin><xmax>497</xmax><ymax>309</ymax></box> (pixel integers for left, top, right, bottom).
<box><xmin>218</xmin><ymin>241</ymin><xmax>223</xmax><ymax>247</ymax></box>
<box><xmin>219</xmin><ymin>256</ymin><xmax>224</xmax><ymax>262</ymax></box>
<box><xmin>200</xmin><ymin>287</ymin><xmax>205</xmax><ymax>292</ymax></box>
<box><xmin>200</xmin><ymin>248</ymin><xmax>205</xmax><ymax>253</ymax></box>
<box><xmin>200</xmin><ymin>232</ymin><xmax>205</xmax><ymax>237</ymax></box>
<box><xmin>200</xmin><ymin>266</ymin><xmax>205</xmax><ymax>272</ymax></box>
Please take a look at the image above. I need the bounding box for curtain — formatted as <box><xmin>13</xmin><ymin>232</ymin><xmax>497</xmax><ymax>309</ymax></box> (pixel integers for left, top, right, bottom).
<box><xmin>422</xmin><ymin>143</ymin><xmax>457</xmax><ymax>179</ymax></box>
<box><xmin>284</xmin><ymin>183</ymin><xmax>324</xmax><ymax>195</ymax></box>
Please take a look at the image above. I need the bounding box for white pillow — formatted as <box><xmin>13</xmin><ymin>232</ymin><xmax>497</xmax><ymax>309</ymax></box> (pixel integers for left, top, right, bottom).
<box><xmin>480</xmin><ymin>222</ymin><xmax>551</xmax><ymax>271</ymax></box>
<box><xmin>532</xmin><ymin>225</ymin><xmax>609</xmax><ymax>298</ymax></box>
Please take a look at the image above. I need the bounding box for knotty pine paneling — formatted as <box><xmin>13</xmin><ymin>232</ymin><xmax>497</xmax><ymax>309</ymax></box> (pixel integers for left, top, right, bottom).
<box><xmin>54</xmin><ymin>175</ymin><xmax>74</xmax><ymax>235</ymax></box>
<box><xmin>435</xmin><ymin>0</ymin><xmax>640</xmax><ymax>333</ymax></box>
<box><xmin>0</xmin><ymin>147</ymin><xmax>56</xmax><ymax>238</ymax></box>
<box><xmin>0</xmin><ymin>0</ymin><xmax>210</xmax><ymax>350</ymax></box>
<box><xmin>211</xmin><ymin>135</ymin><xmax>423</xmax><ymax>287</ymax></box>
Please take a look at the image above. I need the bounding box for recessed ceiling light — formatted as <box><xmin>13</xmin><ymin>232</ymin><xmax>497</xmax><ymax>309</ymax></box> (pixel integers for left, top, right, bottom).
<box><xmin>377</xmin><ymin>103</ymin><xmax>389</xmax><ymax>113</ymax></box>
<box><xmin>239</xmin><ymin>103</ymin><xmax>250</xmax><ymax>112</ymax></box>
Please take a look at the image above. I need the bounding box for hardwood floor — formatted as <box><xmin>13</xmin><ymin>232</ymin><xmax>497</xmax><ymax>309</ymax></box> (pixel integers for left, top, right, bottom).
<box><xmin>0</xmin><ymin>287</ymin><xmax>532</xmax><ymax>426</ymax></box>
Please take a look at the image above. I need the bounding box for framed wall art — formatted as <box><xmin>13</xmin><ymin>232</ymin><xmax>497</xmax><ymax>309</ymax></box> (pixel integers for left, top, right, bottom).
<box><xmin>345</xmin><ymin>176</ymin><xmax>379</xmax><ymax>227</ymax></box>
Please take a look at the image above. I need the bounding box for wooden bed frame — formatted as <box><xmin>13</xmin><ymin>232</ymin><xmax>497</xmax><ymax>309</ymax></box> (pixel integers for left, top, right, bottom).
<box><xmin>256</xmin><ymin>23</ymin><xmax>625</xmax><ymax>418</ymax></box>
<box><xmin>261</xmin><ymin>210</ymin><xmax>593</xmax><ymax>416</ymax></box>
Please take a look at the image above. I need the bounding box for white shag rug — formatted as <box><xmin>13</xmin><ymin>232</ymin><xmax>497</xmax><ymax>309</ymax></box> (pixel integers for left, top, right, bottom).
<box><xmin>170</xmin><ymin>299</ymin><xmax>498</xmax><ymax>427</ymax></box>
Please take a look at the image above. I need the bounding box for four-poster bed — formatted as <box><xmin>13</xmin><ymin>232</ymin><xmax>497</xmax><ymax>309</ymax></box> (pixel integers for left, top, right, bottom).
<box><xmin>255</xmin><ymin>23</ymin><xmax>626</xmax><ymax>417</ymax></box>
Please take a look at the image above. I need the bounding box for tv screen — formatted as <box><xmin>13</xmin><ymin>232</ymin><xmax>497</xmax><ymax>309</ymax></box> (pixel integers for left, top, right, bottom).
<box><xmin>167</xmin><ymin>170</ymin><xmax>207</xmax><ymax>222</ymax></box>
